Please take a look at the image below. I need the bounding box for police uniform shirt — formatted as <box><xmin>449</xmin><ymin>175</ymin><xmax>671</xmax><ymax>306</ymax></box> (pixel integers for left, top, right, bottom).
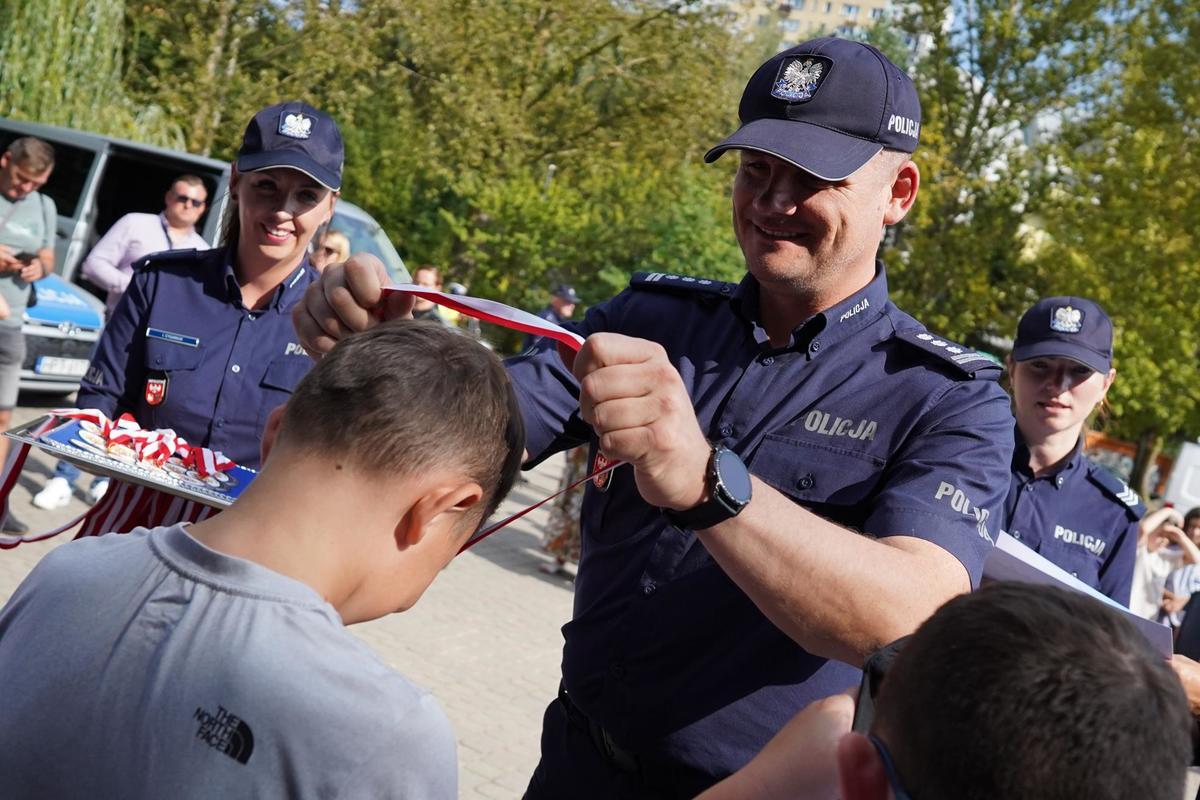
<box><xmin>521</xmin><ymin>306</ymin><xmax>568</xmax><ymax>351</ymax></box>
<box><xmin>76</xmin><ymin>247</ymin><xmax>316</xmax><ymax>470</ymax></box>
<box><xmin>505</xmin><ymin>265</ymin><xmax>1015</xmax><ymax>783</ymax></box>
<box><xmin>1004</xmin><ymin>430</ymin><xmax>1143</xmax><ymax>605</ymax></box>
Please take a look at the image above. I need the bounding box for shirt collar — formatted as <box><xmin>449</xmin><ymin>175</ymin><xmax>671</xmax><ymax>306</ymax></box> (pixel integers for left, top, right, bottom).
<box><xmin>1012</xmin><ymin>425</ymin><xmax>1084</xmax><ymax>486</ymax></box>
<box><xmin>220</xmin><ymin>248</ymin><xmax>314</xmax><ymax>313</ymax></box>
<box><xmin>730</xmin><ymin>262</ymin><xmax>890</xmax><ymax>355</ymax></box>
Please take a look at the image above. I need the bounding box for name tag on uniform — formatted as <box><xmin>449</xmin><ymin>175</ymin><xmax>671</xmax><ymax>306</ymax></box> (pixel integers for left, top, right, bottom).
<box><xmin>146</xmin><ymin>327</ymin><xmax>200</xmax><ymax>348</ymax></box>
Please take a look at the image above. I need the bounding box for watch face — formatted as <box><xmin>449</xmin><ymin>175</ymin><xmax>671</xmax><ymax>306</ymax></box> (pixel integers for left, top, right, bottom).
<box><xmin>715</xmin><ymin>447</ymin><xmax>752</xmax><ymax>504</ymax></box>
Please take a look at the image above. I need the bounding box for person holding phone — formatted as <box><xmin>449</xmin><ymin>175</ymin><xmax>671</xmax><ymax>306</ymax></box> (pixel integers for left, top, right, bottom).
<box><xmin>0</xmin><ymin>136</ymin><xmax>57</xmax><ymax>534</ymax></box>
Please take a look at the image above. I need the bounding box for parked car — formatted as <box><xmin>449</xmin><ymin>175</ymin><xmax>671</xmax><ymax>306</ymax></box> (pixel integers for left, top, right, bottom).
<box><xmin>323</xmin><ymin>200</ymin><xmax>409</xmax><ymax>284</ymax></box>
<box><xmin>0</xmin><ymin>115</ymin><xmax>408</xmax><ymax>394</ymax></box>
<box><xmin>0</xmin><ymin>115</ymin><xmax>228</xmax><ymax>394</ymax></box>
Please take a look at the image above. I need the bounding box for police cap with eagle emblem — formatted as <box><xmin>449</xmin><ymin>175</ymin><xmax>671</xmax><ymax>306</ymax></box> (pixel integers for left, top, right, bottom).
<box><xmin>704</xmin><ymin>37</ymin><xmax>922</xmax><ymax>181</ymax></box>
<box><xmin>236</xmin><ymin>101</ymin><xmax>344</xmax><ymax>191</ymax></box>
<box><xmin>1012</xmin><ymin>296</ymin><xmax>1113</xmax><ymax>374</ymax></box>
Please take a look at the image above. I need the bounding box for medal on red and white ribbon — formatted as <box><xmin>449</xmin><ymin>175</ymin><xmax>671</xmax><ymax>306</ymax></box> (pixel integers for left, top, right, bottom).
<box><xmin>592</xmin><ymin>450</ymin><xmax>615</xmax><ymax>492</ymax></box>
<box><xmin>144</xmin><ymin>376</ymin><xmax>167</xmax><ymax>406</ymax></box>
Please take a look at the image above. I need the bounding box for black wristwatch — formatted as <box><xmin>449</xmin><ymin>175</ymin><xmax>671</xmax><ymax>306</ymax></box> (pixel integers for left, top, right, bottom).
<box><xmin>664</xmin><ymin>444</ymin><xmax>753</xmax><ymax>530</ymax></box>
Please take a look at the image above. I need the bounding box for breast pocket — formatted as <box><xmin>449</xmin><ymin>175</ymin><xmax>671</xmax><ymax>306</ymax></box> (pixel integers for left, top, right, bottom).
<box><xmin>1039</xmin><ymin>536</ymin><xmax>1103</xmax><ymax>590</ymax></box>
<box><xmin>256</xmin><ymin>357</ymin><xmax>313</xmax><ymax>430</ymax></box>
<box><xmin>142</xmin><ymin>338</ymin><xmax>205</xmax><ymax>427</ymax></box>
<box><xmin>748</xmin><ymin>435</ymin><xmax>885</xmax><ymax>528</ymax></box>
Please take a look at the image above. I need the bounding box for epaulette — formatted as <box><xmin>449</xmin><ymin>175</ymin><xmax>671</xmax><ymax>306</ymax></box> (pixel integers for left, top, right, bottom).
<box><xmin>1086</xmin><ymin>462</ymin><xmax>1145</xmax><ymax>519</ymax></box>
<box><xmin>630</xmin><ymin>271</ymin><xmax>736</xmax><ymax>298</ymax></box>
<box><xmin>893</xmin><ymin>329</ymin><xmax>1002</xmax><ymax>379</ymax></box>
<box><xmin>133</xmin><ymin>248</ymin><xmax>203</xmax><ymax>272</ymax></box>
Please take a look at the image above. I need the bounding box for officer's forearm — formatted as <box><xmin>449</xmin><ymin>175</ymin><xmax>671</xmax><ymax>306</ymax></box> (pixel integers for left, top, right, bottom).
<box><xmin>697</xmin><ymin>477</ymin><xmax>970</xmax><ymax>666</ymax></box>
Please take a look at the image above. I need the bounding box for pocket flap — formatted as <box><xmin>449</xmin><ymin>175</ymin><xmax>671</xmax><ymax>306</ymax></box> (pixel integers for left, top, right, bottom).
<box><xmin>145</xmin><ymin>337</ymin><xmax>204</xmax><ymax>371</ymax></box>
<box><xmin>750</xmin><ymin>434</ymin><xmax>884</xmax><ymax>505</ymax></box>
<box><xmin>261</xmin><ymin>357</ymin><xmax>310</xmax><ymax>393</ymax></box>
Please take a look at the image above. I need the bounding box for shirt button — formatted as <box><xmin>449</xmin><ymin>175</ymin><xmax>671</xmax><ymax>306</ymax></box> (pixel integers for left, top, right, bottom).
<box><xmin>643</xmin><ymin>582</ymin><xmax>657</xmax><ymax>597</ymax></box>
<box><xmin>1025</xmin><ymin>484</ymin><xmax>1034</xmax><ymax>492</ymax></box>
<box><xmin>798</xmin><ymin>474</ymin><xmax>815</xmax><ymax>490</ymax></box>
<box><xmin>1071</xmin><ymin>571</ymin><xmax>1078</xmax><ymax>578</ymax></box>
<box><xmin>231</xmin><ymin>364</ymin><xmax>241</xmax><ymax>373</ymax></box>
<box><xmin>719</xmin><ymin>424</ymin><xmax>733</xmax><ymax>438</ymax></box>
<box><xmin>1012</xmin><ymin>530</ymin><xmax>1021</xmax><ymax>539</ymax></box>
<box><xmin>761</xmin><ymin>356</ymin><xmax>775</xmax><ymax>366</ymax></box>
<box><xmin>216</xmin><ymin>419</ymin><xmax>225</xmax><ymax>428</ymax></box>
<box><xmin>810</xmin><ymin>340</ymin><xmax>822</xmax><ymax>353</ymax></box>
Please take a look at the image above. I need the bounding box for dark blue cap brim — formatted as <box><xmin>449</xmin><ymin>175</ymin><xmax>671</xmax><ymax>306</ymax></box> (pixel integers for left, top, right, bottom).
<box><xmin>704</xmin><ymin>118</ymin><xmax>885</xmax><ymax>181</ymax></box>
<box><xmin>236</xmin><ymin>151</ymin><xmax>341</xmax><ymax>192</ymax></box>
<box><xmin>1011</xmin><ymin>339</ymin><xmax>1111</xmax><ymax>374</ymax></box>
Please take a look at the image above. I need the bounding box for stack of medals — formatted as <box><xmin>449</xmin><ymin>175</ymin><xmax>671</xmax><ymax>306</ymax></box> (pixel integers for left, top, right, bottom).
<box><xmin>56</xmin><ymin>409</ymin><xmax>240</xmax><ymax>492</ymax></box>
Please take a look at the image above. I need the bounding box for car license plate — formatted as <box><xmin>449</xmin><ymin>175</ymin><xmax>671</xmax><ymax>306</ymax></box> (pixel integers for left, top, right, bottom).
<box><xmin>35</xmin><ymin>356</ymin><xmax>89</xmax><ymax>377</ymax></box>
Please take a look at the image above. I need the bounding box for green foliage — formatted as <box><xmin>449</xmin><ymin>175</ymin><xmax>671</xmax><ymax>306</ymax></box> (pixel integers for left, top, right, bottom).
<box><xmin>0</xmin><ymin>0</ymin><xmax>182</xmax><ymax>145</ymax></box>
<box><xmin>1035</xmin><ymin>0</ymin><xmax>1200</xmax><ymax>459</ymax></box>
<box><xmin>883</xmin><ymin>0</ymin><xmax>1121</xmax><ymax>340</ymax></box>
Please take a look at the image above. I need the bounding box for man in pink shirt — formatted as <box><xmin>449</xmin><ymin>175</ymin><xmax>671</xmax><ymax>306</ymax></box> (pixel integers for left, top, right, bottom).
<box><xmin>31</xmin><ymin>175</ymin><xmax>212</xmax><ymax>511</ymax></box>
<box><xmin>83</xmin><ymin>174</ymin><xmax>211</xmax><ymax>315</ymax></box>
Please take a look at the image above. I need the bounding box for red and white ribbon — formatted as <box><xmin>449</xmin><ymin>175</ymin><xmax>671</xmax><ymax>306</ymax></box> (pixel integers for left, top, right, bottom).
<box><xmin>384</xmin><ymin>284</ymin><xmax>586</xmax><ymax>352</ymax></box>
<box><xmin>382</xmin><ymin>285</ymin><xmax>629</xmax><ymax>554</ymax></box>
<box><xmin>0</xmin><ymin>412</ymin><xmax>236</xmax><ymax>549</ymax></box>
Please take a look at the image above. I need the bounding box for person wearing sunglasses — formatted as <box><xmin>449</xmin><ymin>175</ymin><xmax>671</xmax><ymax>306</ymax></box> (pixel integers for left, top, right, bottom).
<box><xmin>82</xmin><ymin>174</ymin><xmax>211</xmax><ymax>317</ymax></box>
<box><xmin>309</xmin><ymin>229</ymin><xmax>349</xmax><ymax>273</ymax></box>
<box><xmin>31</xmin><ymin>175</ymin><xmax>214</xmax><ymax>512</ymax></box>
<box><xmin>699</xmin><ymin>582</ymin><xmax>1192</xmax><ymax>800</ymax></box>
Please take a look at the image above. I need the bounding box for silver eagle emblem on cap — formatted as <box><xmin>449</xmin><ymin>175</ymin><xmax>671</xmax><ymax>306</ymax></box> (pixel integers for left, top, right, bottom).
<box><xmin>1050</xmin><ymin>305</ymin><xmax>1083</xmax><ymax>333</ymax></box>
<box><xmin>772</xmin><ymin>58</ymin><xmax>826</xmax><ymax>102</ymax></box>
<box><xmin>278</xmin><ymin>112</ymin><xmax>313</xmax><ymax>139</ymax></box>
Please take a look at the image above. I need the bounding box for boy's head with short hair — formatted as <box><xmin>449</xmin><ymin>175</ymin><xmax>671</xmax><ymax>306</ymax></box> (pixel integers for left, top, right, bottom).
<box><xmin>274</xmin><ymin>320</ymin><xmax>522</xmax><ymax>528</ymax></box>
<box><xmin>218</xmin><ymin>320</ymin><xmax>524</xmax><ymax>622</ymax></box>
<box><xmin>848</xmin><ymin>582</ymin><xmax>1192</xmax><ymax>800</ymax></box>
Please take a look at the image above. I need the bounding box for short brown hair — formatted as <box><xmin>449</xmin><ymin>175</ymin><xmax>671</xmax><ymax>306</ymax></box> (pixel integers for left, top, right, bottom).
<box><xmin>277</xmin><ymin>321</ymin><xmax>524</xmax><ymax>530</ymax></box>
<box><xmin>874</xmin><ymin>582</ymin><xmax>1191</xmax><ymax>800</ymax></box>
<box><xmin>172</xmin><ymin>174</ymin><xmax>206</xmax><ymax>191</ymax></box>
<box><xmin>414</xmin><ymin>264</ymin><xmax>442</xmax><ymax>282</ymax></box>
<box><xmin>6</xmin><ymin>137</ymin><xmax>55</xmax><ymax>172</ymax></box>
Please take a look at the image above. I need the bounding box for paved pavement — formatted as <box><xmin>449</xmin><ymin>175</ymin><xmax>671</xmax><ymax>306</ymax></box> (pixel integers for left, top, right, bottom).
<box><xmin>0</xmin><ymin>398</ymin><xmax>574</xmax><ymax>799</ymax></box>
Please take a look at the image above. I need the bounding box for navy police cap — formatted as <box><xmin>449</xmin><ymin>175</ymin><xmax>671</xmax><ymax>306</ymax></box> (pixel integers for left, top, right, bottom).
<box><xmin>705</xmin><ymin>37</ymin><xmax>921</xmax><ymax>181</ymax></box>
<box><xmin>1012</xmin><ymin>296</ymin><xmax>1113</xmax><ymax>374</ymax></box>
<box><xmin>236</xmin><ymin>101</ymin><xmax>344</xmax><ymax>192</ymax></box>
<box><xmin>552</xmin><ymin>284</ymin><xmax>581</xmax><ymax>304</ymax></box>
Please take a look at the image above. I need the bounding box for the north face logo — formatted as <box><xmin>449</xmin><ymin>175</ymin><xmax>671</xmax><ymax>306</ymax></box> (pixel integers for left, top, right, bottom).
<box><xmin>194</xmin><ymin>705</ymin><xmax>255</xmax><ymax>764</ymax></box>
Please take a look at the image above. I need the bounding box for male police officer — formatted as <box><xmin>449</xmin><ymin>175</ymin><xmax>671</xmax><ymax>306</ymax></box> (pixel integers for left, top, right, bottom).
<box><xmin>294</xmin><ymin>39</ymin><xmax>1015</xmax><ymax>799</ymax></box>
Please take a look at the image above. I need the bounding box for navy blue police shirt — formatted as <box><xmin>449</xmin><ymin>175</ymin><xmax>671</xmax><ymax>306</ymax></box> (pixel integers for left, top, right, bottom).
<box><xmin>522</xmin><ymin>306</ymin><xmax>568</xmax><ymax>351</ymax></box>
<box><xmin>505</xmin><ymin>265</ymin><xmax>1015</xmax><ymax>784</ymax></box>
<box><xmin>76</xmin><ymin>247</ymin><xmax>316</xmax><ymax>470</ymax></box>
<box><xmin>1004</xmin><ymin>430</ymin><xmax>1143</xmax><ymax>605</ymax></box>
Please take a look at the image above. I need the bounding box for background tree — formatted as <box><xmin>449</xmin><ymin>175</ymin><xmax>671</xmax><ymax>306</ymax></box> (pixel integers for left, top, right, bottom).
<box><xmin>0</xmin><ymin>0</ymin><xmax>180</xmax><ymax>144</ymax></box>
<box><xmin>1036</xmin><ymin>0</ymin><xmax>1200</xmax><ymax>494</ymax></box>
<box><xmin>880</xmin><ymin>0</ymin><xmax>1121</xmax><ymax>340</ymax></box>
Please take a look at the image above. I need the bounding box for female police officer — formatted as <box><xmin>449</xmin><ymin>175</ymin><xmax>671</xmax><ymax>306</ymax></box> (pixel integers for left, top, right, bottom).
<box><xmin>74</xmin><ymin>101</ymin><xmax>342</xmax><ymax>470</ymax></box>
<box><xmin>1004</xmin><ymin>296</ymin><xmax>1143</xmax><ymax>604</ymax></box>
